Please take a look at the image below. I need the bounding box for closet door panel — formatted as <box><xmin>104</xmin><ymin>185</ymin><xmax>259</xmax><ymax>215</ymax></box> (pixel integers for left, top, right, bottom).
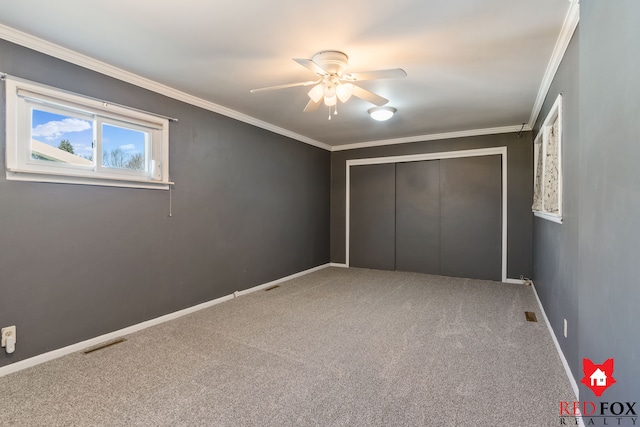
<box><xmin>439</xmin><ymin>156</ymin><xmax>502</xmax><ymax>280</ymax></box>
<box><xmin>349</xmin><ymin>164</ymin><xmax>396</xmax><ymax>270</ymax></box>
<box><xmin>395</xmin><ymin>161</ymin><xmax>441</xmax><ymax>274</ymax></box>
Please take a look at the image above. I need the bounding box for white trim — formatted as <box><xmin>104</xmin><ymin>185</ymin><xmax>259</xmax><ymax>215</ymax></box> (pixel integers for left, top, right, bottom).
<box><xmin>5</xmin><ymin>170</ymin><xmax>172</xmax><ymax>190</ymax></box>
<box><xmin>0</xmin><ymin>3</ymin><xmax>580</xmax><ymax>156</ymax></box>
<box><xmin>532</xmin><ymin>94</ymin><xmax>563</xmax><ymax>222</ymax></box>
<box><xmin>531</xmin><ymin>281</ymin><xmax>580</xmax><ymax>401</ymax></box>
<box><xmin>329</xmin><ymin>263</ymin><xmax>348</xmax><ymax>268</ymax></box>
<box><xmin>0</xmin><ymin>20</ymin><xmax>575</xmax><ymax>155</ymax></box>
<box><xmin>331</xmin><ymin>125</ymin><xmax>527</xmax><ymax>152</ymax></box>
<box><xmin>0</xmin><ymin>24</ymin><xmax>331</xmax><ymax>152</ymax></box>
<box><xmin>345</xmin><ymin>159</ymin><xmax>351</xmax><ymax>267</ymax></box>
<box><xmin>234</xmin><ymin>263</ymin><xmax>329</xmax><ymax>296</ymax></box>
<box><xmin>346</xmin><ymin>147</ymin><xmax>507</xmax><ymax>166</ymax></box>
<box><xmin>0</xmin><ymin>263</ymin><xmax>332</xmax><ymax>378</ymax></box>
<box><xmin>505</xmin><ymin>278</ymin><xmax>526</xmax><ymax>285</ymax></box>
<box><xmin>534</xmin><ymin>211</ymin><xmax>563</xmax><ymax>224</ymax></box>
<box><xmin>528</xmin><ymin>0</ymin><xmax>579</xmax><ymax>128</ymax></box>
<box><xmin>345</xmin><ymin>147</ymin><xmax>508</xmax><ymax>282</ymax></box>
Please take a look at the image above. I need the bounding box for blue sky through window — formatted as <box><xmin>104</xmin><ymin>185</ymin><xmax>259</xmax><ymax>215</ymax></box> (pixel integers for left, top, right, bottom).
<box><xmin>31</xmin><ymin>110</ymin><xmax>93</xmax><ymax>158</ymax></box>
<box><xmin>31</xmin><ymin>110</ymin><xmax>147</xmax><ymax>161</ymax></box>
<box><xmin>102</xmin><ymin>123</ymin><xmax>146</xmax><ymax>157</ymax></box>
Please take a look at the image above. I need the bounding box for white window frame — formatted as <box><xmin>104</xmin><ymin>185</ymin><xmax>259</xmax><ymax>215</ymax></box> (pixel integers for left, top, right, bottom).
<box><xmin>532</xmin><ymin>94</ymin><xmax>563</xmax><ymax>223</ymax></box>
<box><xmin>5</xmin><ymin>77</ymin><xmax>171</xmax><ymax>190</ymax></box>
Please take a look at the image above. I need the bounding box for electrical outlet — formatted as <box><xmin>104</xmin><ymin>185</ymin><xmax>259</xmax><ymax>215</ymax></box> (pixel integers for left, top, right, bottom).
<box><xmin>563</xmin><ymin>319</ymin><xmax>567</xmax><ymax>338</ymax></box>
<box><xmin>1</xmin><ymin>326</ymin><xmax>16</xmax><ymax>347</ymax></box>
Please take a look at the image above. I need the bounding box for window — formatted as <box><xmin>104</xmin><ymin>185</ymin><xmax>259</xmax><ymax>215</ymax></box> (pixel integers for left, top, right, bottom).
<box><xmin>5</xmin><ymin>77</ymin><xmax>171</xmax><ymax>189</ymax></box>
<box><xmin>532</xmin><ymin>94</ymin><xmax>562</xmax><ymax>223</ymax></box>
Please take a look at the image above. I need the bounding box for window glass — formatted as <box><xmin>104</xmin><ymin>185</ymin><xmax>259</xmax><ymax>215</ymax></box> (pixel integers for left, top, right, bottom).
<box><xmin>31</xmin><ymin>109</ymin><xmax>93</xmax><ymax>166</ymax></box>
<box><xmin>101</xmin><ymin>123</ymin><xmax>148</xmax><ymax>172</ymax></box>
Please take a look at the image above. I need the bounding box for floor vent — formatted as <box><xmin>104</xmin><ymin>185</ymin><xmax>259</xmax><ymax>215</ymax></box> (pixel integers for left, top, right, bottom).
<box><xmin>83</xmin><ymin>338</ymin><xmax>127</xmax><ymax>354</ymax></box>
<box><xmin>265</xmin><ymin>285</ymin><xmax>280</xmax><ymax>291</ymax></box>
<box><xmin>525</xmin><ymin>311</ymin><xmax>538</xmax><ymax>322</ymax></box>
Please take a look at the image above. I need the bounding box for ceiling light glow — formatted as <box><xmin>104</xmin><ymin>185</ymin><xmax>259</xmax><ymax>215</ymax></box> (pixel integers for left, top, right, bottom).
<box><xmin>368</xmin><ymin>106</ymin><xmax>397</xmax><ymax>121</ymax></box>
<box><xmin>323</xmin><ymin>84</ymin><xmax>336</xmax><ymax>99</ymax></box>
<box><xmin>308</xmin><ymin>84</ymin><xmax>323</xmax><ymax>103</ymax></box>
<box><xmin>336</xmin><ymin>83</ymin><xmax>353</xmax><ymax>103</ymax></box>
<box><xmin>324</xmin><ymin>95</ymin><xmax>337</xmax><ymax>107</ymax></box>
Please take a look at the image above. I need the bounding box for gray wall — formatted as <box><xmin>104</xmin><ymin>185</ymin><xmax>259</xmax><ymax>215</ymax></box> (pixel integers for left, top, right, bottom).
<box><xmin>535</xmin><ymin>1</ymin><xmax>640</xmax><ymax>400</ymax></box>
<box><xmin>577</xmin><ymin>1</ymin><xmax>640</xmax><ymax>400</ymax></box>
<box><xmin>0</xmin><ymin>39</ymin><xmax>330</xmax><ymax>367</ymax></box>
<box><xmin>331</xmin><ymin>132</ymin><xmax>534</xmax><ymax>279</ymax></box>
<box><xmin>532</xmin><ymin>30</ymin><xmax>580</xmax><ymax>384</ymax></box>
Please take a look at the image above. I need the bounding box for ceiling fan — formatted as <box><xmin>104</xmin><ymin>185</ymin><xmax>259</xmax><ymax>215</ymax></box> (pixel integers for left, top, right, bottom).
<box><xmin>251</xmin><ymin>51</ymin><xmax>406</xmax><ymax>119</ymax></box>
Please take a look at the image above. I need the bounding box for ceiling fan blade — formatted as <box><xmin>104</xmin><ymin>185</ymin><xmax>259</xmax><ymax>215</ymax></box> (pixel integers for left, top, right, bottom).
<box><xmin>303</xmin><ymin>98</ymin><xmax>322</xmax><ymax>112</ymax></box>
<box><xmin>250</xmin><ymin>80</ymin><xmax>319</xmax><ymax>93</ymax></box>
<box><xmin>351</xmin><ymin>85</ymin><xmax>389</xmax><ymax>106</ymax></box>
<box><xmin>343</xmin><ymin>68</ymin><xmax>407</xmax><ymax>81</ymax></box>
<box><xmin>293</xmin><ymin>58</ymin><xmax>330</xmax><ymax>77</ymax></box>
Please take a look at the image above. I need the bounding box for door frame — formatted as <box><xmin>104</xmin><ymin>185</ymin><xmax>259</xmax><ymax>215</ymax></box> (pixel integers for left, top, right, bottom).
<box><xmin>345</xmin><ymin>147</ymin><xmax>508</xmax><ymax>282</ymax></box>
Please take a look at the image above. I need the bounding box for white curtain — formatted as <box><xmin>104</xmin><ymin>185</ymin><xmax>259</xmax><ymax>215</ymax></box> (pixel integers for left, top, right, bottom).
<box><xmin>543</xmin><ymin>118</ymin><xmax>559</xmax><ymax>214</ymax></box>
<box><xmin>532</xmin><ymin>142</ymin><xmax>543</xmax><ymax>211</ymax></box>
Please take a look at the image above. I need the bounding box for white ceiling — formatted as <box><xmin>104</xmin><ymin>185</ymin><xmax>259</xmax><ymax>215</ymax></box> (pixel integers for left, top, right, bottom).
<box><xmin>0</xmin><ymin>0</ymin><xmax>572</xmax><ymax>149</ymax></box>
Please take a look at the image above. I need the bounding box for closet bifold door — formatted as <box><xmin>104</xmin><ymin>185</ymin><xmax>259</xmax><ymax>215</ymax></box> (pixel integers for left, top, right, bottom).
<box><xmin>439</xmin><ymin>155</ymin><xmax>502</xmax><ymax>281</ymax></box>
<box><xmin>395</xmin><ymin>160</ymin><xmax>441</xmax><ymax>274</ymax></box>
<box><xmin>349</xmin><ymin>163</ymin><xmax>396</xmax><ymax>270</ymax></box>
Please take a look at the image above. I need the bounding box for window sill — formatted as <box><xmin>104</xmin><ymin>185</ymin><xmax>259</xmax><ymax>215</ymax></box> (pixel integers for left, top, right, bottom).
<box><xmin>533</xmin><ymin>210</ymin><xmax>563</xmax><ymax>224</ymax></box>
<box><xmin>6</xmin><ymin>169</ymin><xmax>173</xmax><ymax>190</ymax></box>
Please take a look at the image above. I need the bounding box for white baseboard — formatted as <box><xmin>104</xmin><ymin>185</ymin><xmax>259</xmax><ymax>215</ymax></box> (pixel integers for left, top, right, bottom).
<box><xmin>235</xmin><ymin>263</ymin><xmax>330</xmax><ymax>296</ymax></box>
<box><xmin>0</xmin><ymin>263</ymin><xmax>332</xmax><ymax>378</ymax></box>
<box><xmin>329</xmin><ymin>263</ymin><xmax>348</xmax><ymax>268</ymax></box>
<box><xmin>505</xmin><ymin>278</ymin><xmax>525</xmax><ymax>284</ymax></box>
<box><xmin>530</xmin><ymin>282</ymin><xmax>580</xmax><ymax>401</ymax></box>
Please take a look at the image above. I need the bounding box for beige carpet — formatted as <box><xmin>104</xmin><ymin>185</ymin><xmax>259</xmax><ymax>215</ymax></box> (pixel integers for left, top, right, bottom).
<box><xmin>0</xmin><ymin>267</ymin><xmax>575</xmax><ymax>426</ymax></box>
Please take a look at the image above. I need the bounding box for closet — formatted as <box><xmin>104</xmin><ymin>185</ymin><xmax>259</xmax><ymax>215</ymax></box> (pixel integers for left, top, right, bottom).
<box><xmin>349</xmin><ymin>155</ymin><xmax>502</xmax><ymax>281</ymax></box>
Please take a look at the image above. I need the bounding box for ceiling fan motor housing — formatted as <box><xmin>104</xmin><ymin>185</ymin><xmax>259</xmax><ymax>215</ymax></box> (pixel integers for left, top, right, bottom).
<box><xmin>312</xmin><ymin>51</ymin><xmax>349</xmax><ymax>75</ymax></box>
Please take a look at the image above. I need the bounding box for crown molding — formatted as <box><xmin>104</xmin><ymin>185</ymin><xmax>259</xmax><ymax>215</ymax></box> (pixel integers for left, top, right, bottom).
<box><xmin>0</xmin><ymin>24</ymin><xmax>331</xmax><ymax>152</ymax></box>
<box><xmin>1</xmin><ymin>8</ymin><xmax>577</xmax><ymax>155</ymax></box>
<box><xmin>330</xmin><ymin>125</ymin><xmax>530</xmax><ymax>152</ymax></box>
<box><xmin>527</xmin><ymin>0</ymin><xmax>580</xmax><ymax>129</ymax></box>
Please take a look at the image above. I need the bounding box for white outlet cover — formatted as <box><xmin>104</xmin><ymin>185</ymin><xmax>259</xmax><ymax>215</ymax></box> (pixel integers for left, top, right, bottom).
<box><xmin>563</xmin><ymin>319</ymin><xmax>567</xmax><ymax>338</ymax></box>
<box><xmin>1</xmin><ymin>326</ymin><xmax>16</xmax><ymax>347</ymax></box>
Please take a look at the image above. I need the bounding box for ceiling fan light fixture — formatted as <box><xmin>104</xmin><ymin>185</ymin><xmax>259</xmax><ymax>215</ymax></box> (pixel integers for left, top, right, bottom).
<box><xmin>336</xmin><ymin>83</ymin><xmax>353</xmax><ymax>103</ymax></box>
<box><xmin>308</xmin><ymin>84</ymin><xmax>324</xmax><ymax>103</ymax></box>
<box><xmin>323</xmin><ymin>83</ymin><xmax>336</xmax><ymax>99</ymax></box>
<box><xmin>368</xmin><ymin>106</ymin><xmax>396</xmax><ymax>121</ymax></box>
<box><xmin>324</xmin><ymin>94</ymin><xmax>337</xmax><ymax>107</ymax></box>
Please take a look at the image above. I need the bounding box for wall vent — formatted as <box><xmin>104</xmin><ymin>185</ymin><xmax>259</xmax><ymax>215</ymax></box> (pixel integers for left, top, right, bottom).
<box><xmin>83</xmin><ymin>338</ymin><xmax>127</xmax><ymax>354</ymax></box>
